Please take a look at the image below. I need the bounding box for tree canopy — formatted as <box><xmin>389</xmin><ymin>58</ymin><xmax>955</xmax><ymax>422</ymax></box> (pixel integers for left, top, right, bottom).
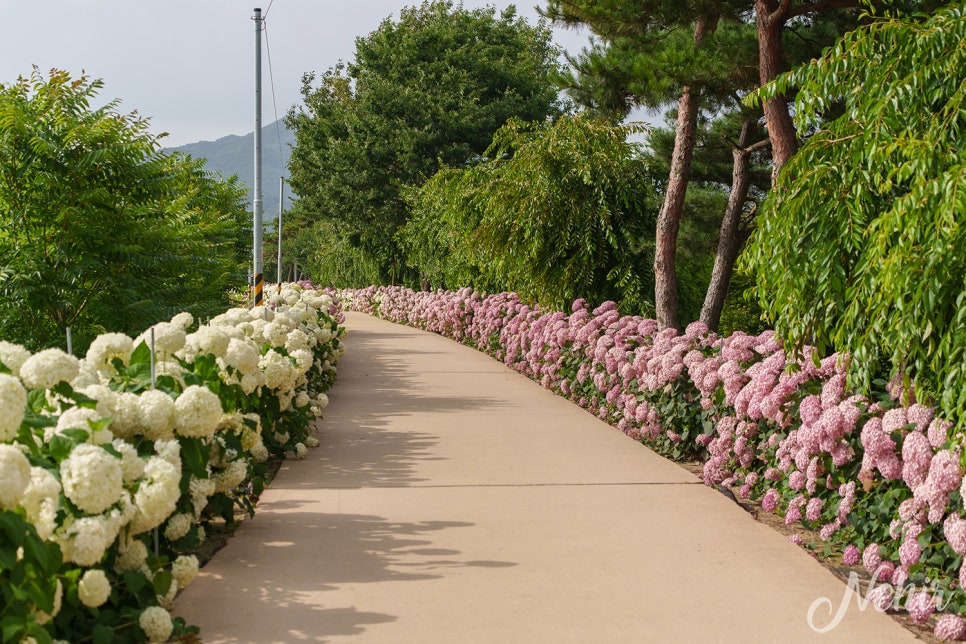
<box><xmin>744</xmin><ymin>4</ymin><xmax>966</xmax><ymax>421</ymax></box>
<box><xmin>286</xmin><ymin>0</ymin><xmax>564</xmax><ymax>285</ymax></box>
<box><xmin>0</xmin><ymin>69</ymin><xmax>249</xmax><ymax>351</ymax></box>
<box><xmin>402</xmin><ymin>114</ymin><xmax>658</xmax><ymax>313</ymax></box>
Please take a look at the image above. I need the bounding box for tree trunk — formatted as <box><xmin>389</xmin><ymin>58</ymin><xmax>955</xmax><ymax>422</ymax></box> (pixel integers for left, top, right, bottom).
<box><xmin>700</xmin><ymin>118</ymin><xmax>764</xmax><ymax>331</ymax></box>
<box><xmin>754</xmin><ymin>0</ymin><xmax>798</xmax><ymax>180</ymax></box>
<box><xmin>653</xmin><ymin>16</ymin><xmax>718</xmax><ymax>331</ymax></box>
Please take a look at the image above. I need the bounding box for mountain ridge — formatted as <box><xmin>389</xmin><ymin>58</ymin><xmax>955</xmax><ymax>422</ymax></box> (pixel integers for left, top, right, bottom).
<box><xmin>165</xmin><ymin>119</ymin><xmax>295</xmax><ymax>224</ymax></box>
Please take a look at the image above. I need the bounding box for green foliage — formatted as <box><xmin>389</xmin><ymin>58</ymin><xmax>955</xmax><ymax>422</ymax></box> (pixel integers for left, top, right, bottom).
<box><xmin>286</xmin><ymin>1</ymin><xmax>564</xmax><ymax>285</ymax></box>
<box><xmin>0</xmin><ymin>511</ymin><xmax>61</xmax><ymax>644</ymax></box>
<box><xmin>402</xmin><ymin>114</ymin><xmax>659</xmax><ymax>313</ymax></box>
<box><xmin>0</xmin><ymin>69</ymin><xmax>249</xmax><ymax>353</ymax></box>
<box><xmin>744</xmin><ymin>5</ymin><xmax>966</xmax><ymax>422</ymax></box>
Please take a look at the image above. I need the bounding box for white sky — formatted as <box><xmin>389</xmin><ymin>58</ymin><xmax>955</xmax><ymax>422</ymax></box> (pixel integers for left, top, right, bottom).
<box><xmin>0</xmin><ymin>1</ymin><xmax>596</xmax><ymax>147</ymax></box>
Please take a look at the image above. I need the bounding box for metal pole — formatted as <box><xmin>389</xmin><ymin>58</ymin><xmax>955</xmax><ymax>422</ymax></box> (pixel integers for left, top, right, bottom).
<box><xmin>277</xmin><ymin>176</ymin><xmax>283</xmax><ymax>291</ymax></box>
<box><xmin>252</xmin><ymin>7</ymin><xmax>264</xmax><ymax>307</ymax></box>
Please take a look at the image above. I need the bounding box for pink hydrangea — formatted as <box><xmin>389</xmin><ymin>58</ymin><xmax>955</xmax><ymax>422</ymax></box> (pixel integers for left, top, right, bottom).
<box><xmin>863</xmin><ymin>543</ymin><xmax>883</xmax><ymax>572</ymax></box>
<box><xmin>788</xmin><ymin>534</ymin><xmax>804</xmax><ymax>546</ymax></box>
<box><xmin>901</xmin><ymin>431</ymin><xmax>933</xmax><ymax>489</ymax></box>
<box><xmin>891</xmin><ymin>565</ymin><xmax>909</xmax><ymax>587</ymax></box>
<box><xmin>906</xmin><ymin>591</ymin><xmax>935</xmax><ymax>625</ymax></box>
<box><xmin>806</xmin><ymin>497</ymin><xmax>823</xmax><ymax>522</ymax></box>
<box><xmin>934</xmin><ymin>614</ymin><xmax>966</xmax><ymax>641</ymax></box>
<box><xmin>899</xmin><ymin>536</ymin><xmax>923</xmax><ymax>566</ymax></box>
<box><xmin>842</xmin><ymin>544</ymin><xmax>860</xmax><ymax>566</ymax></box>
<box><xmin>868</xmin><ymin>584</ymin><xmax>895</xmax><ymax>611</ymax></box>
<box><xmin>944</xmin><ymin>515</ymin><xmax>966</xmax><ymax>555</ymax></box>
<box><xmin>875</xmin><ymin>560</ymin><xmax>895</xmax><ymax>581</ymax></box>
<box><xmin>929</xmin><ymin>418</ymin><xmax>953</xmax><ymax>448</ymax></box>
<box><xmin>761</xmin><ymin>488</ymin><xmax>780</xmax><ymax>513</ymax></box>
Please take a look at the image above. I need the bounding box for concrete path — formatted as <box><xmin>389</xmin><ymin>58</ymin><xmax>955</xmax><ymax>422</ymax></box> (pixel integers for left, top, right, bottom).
<box><xmin>174</xmin><ymin>312</ymin><xmax>919</xmax><ymax>643</ymax></box>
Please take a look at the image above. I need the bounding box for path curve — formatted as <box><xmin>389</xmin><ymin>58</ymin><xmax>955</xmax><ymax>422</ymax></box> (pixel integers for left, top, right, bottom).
<box><xmin>174</xmin><ymin>312</ymin><xmax>917</xmax><ymax>643</ymax></box>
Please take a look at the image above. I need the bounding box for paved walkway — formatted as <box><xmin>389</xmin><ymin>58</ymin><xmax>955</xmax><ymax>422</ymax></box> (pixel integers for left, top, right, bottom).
<box><xmin>174</xmin><ymin>312</ymin><xmax>918</xmax><ymax>643</ymax></box>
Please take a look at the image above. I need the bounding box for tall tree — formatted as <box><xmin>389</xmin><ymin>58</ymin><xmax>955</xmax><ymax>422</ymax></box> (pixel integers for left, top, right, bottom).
<box><xmin>545</xmin><ymin>1</ymin><xmax>861</xmax><ymax>329</ymax></box>
<box><xmin>745</xmin><ymin>4</ymin><xmax>966</xmax><ymax>421</ymax></box>
<box><xmin>545</xmin><ymin>2</ymin><xmax>754</xmax><ymax>329</ymax></box>
<box><xmin>286</xmin><ymin>1</ymin><xmax>563</xmax><ymax>285</ymax></box>
<box><xmin>0</xmin><ymin>69</ymin><xmax>249</xmax><ymax>351</ymax></box>
<box><xmin>402</xmin><ymin>115</ymin><xmax>659</xmax><ymax>312</ymax></box>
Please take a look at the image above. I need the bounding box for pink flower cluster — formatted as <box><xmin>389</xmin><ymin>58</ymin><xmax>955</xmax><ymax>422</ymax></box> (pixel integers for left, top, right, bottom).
<box><xmin>340</xmin><ymin>286</ymin><xmax>965</xmax><ymax>639</ymax></box>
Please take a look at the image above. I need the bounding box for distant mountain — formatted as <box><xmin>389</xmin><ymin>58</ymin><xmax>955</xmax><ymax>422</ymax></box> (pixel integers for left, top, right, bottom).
<box><xmin>165</xmin><ymin>119</ymin><xmax>295</xmax><ymax>226</ymax></box>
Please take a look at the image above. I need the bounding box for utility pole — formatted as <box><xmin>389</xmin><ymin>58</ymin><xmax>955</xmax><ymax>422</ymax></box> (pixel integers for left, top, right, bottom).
<box><xmin>277</xmin><ymin>176</ymin><xmax>284</xmax><ymax>291</ymax></box>
<box><xmin>252</xmin><ymin>7</ymin><xmax>264</xmax><ymax>306</ymax></box>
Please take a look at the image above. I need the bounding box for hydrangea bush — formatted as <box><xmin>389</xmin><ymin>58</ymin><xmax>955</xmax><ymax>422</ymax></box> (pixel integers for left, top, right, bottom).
<box><xmin>341</xmin><ymin>285</ymin><xmax>966</xmax><ymax>640</ymax></box>
<box><xmin>0</xmin><ymin>283</ymin><xmax>345</xmax><ymax>643</ymax></box>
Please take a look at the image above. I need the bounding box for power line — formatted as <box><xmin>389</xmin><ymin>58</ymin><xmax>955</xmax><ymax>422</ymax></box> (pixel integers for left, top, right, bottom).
<box><xmin>262</xmin><ymin>16</ymin><xmax>285</xmax><ymax>196</ymax></box>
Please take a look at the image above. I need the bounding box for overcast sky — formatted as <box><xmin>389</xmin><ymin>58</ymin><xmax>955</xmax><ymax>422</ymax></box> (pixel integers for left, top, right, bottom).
<box><xmin>0</xmin><ymin>0</ymin><xmax>596</xmax><ymax>147</ymax></box>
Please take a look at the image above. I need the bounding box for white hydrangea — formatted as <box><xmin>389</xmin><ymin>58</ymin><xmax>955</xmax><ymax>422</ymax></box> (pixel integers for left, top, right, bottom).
<box><xmin>0</xmin><ymin>373</ymin><xmax>27</xmax><ymax>441</ymax></box>
<box><xmin>157</xmin><ymin>576</ymin><xmax>178</xmax><ymax>609</ymax></box>
<box><xmin>94</xmin><ymin>391</ymin><xmax>140</xmax><ymax>439</ymax></box>
<box><xmin>51</xmin><ymin>406</ymin><xmax>112</xmax><ymax>444</ymax></box>
<box><xmin>114</xmin><ymin>536</ymin><xmax>149</xmax><ymax>573</ymax></box>
<box><xmin>285</xmin><ymin>329</ymin><xmax>314</xmax><ymax>352</ymax></box>
<box><xmin>250</xmin><ymin>442</ymin><xmax>269</xmax><ymax>463</ymax></box>
<box><xmin>222</xmin><ymin>337</ymin><xmax>260</xmax><ymax>375</ymax></box>
<box><xmin>77</xmin><ymin>384</ymin><xmax>117</xmax><ymax>418</ymax></box>
<box><xmin>57</xmin><ymin>514</ymin><xmax>121</xmax><ymax>566</ymax></box>
<box><xmin>154</xmin><ymin>439</ymin><xmax>182</xmax><ymax>469</ymax></box>
<box><xmin>295</xmin><ymin>391</ymin><xmax>310</xmax><ymax>408</ymax></box>
<box><xmin>70</xmin><ymin>359</ymin><xmax>101</xmax><ymax>389</ymax></box>
<box><xmin>170</xmin><ymin>311</ymin><xmax>194</xmax><ymax>331</ymax></box>
<box><xmin>60</xmin><ymin>443</ymin><xmax>123</xmax><ymax>514</ymax></box>
<box><xmin>139</xmin><ymin>606</ymin><xmax>174</xmax><ymax>644</ymax></box>
<box><xmin>85</xmin><ymin>332</ymin><xmax>134</xmax><ymax>373</ymax></box>
<box><xmin>0</xmin><ymin>340</ymin><xmax>31</xmax><ymax>377</ymax></box>
<box><xmin>0</xmin><ymin>444</ymin><xmax>31</xmax><ymax>509</ymax></box>
<box><xmin>189</xmin><ymin>476</ymin><xmax>216</xmax><ymax>518</ymax></box>
<box><xmin>19</xmin><ymin>348</ymin><xmax>79</xmax><ymax>390</ymax></box>
<box><xmin>290</xmin><ymin>349</ymin><xmax>314</xmax><ymax>375</ymax></box>
<box><xmin>129</xmin><ymin>457</ymin><xmax>180</xmax><ymax>534</ymax></box>
<box><xmin>305</xmin><ymin>436</ymin><xmax>320</xmax><ymax>448</ymax></box>
<box><xmin>155</xmin><ymin>359</ymin><xmax>185</xmax><ymax>385</ymax></box>
<box><xmin>259</xmin><ymin>350</ymin><xmax>296</xmax><ymax>391</ymax></box>
<box><xmin>248</xmin><ymin>318</ymin><xmax>269</xmax><ymax>345</ymax></box>
<box><xmin>278</xmin><ymin>390</ymin><xmax>294</xmax><ymax>412</ymax></box>
<box><xmin>210</xmin><ymin>307</ymin><xmax>251</xmax><ymax>327</ymax></box>
<box><xmin>21</xmin><ymin>467</ymin><xmax>60</xmax><ymax>540</ymax></box>
<box><xmin>78</xmin><ymin>569</ymin><xmax>111</xmax><ymax>608</ymax></box>
<box><xmin>273</xmin><ymin>431</ymin><xmax>290</xmax><ymax>445</ymax></box>
<box><xmin>112</xmin><ymin>439</ymin><xmax>146</xmax><ymax>482</ymax></box>
<box><xmin>34</xmin><ymin>578</ymin><xmax>62</xmax><ymax>625</ymax></box>
<box><xmin>240</xmin><ymin>373</ymin><xmax>260</xmax><ymax>395</ymax></box>
<box><xmin>249</xmin><ymin>306</ymin><xmax>274</xmax><ymax>322</ymax></box>
<box><xmin>138</xmin><ymin>389</ymin><xmax>176</xmax><ymax>440</ymax></box>
<box><xmin>213</xmin><ymin>459</ymin><xmax>248</xmax><ymax>494</ymax></box>
<box><xmin>174</xmin><ymin>385</ymin><xmax>222</xmax><ymax>438</ymax></box>
<box><xmin>184</xmin><ymin>325</ymin><xmax>231</xmax><ymax>359</ymax></box>
<box><xmin>317</xmin><ymin>393</ymin><xmax>329</xmax><ymax>409</ymax></box>
<box><xmin>263</xmin><ymin>321</ymin><xmax>290</xmax><ymax>347</ymax></box>
<box><xmin>172</xmin><ymin>554</ymin><xmax>199</xmax><ymax>589</ymax></box>
<box><xmin>136</xmin><ymin>321</ymin><xmax>186</xmax><ymax>356</ymax></box>
<box><xmin>163</xmin><ymin>512</ymin><xmax>192</xmax><ymax>541</ymax></box>
<box><xmin>295</xmin><ymin>443</ymin><xmax>308</xmax><ymax>460</ymax></box>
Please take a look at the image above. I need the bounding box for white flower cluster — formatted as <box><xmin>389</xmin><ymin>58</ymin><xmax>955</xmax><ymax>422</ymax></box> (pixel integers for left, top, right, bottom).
<box><xmin>0</xmin><ymin>373</ymin><xmax>27</xmax><ymax>441</ymax></box>
<box><xmin>0</xmin><ymin>285</ymin><xmax>345</xmax><ymax>638</ymax></box>
<box><xmin>60</xmin><ymin>444</ymin><xmax>124</xmax><ymax>514</ymax></box>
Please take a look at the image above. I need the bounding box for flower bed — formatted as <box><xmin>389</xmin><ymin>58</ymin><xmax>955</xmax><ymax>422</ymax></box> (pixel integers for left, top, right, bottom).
<box><xmin>0</xmin><ymin>283</ymin><xmax>346</xmax><ymax>643</ymax></box>
<box><xmin>340</xmin><ymin>285</ymin><xmax>966</xmax><ymax>641</ymax></box>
